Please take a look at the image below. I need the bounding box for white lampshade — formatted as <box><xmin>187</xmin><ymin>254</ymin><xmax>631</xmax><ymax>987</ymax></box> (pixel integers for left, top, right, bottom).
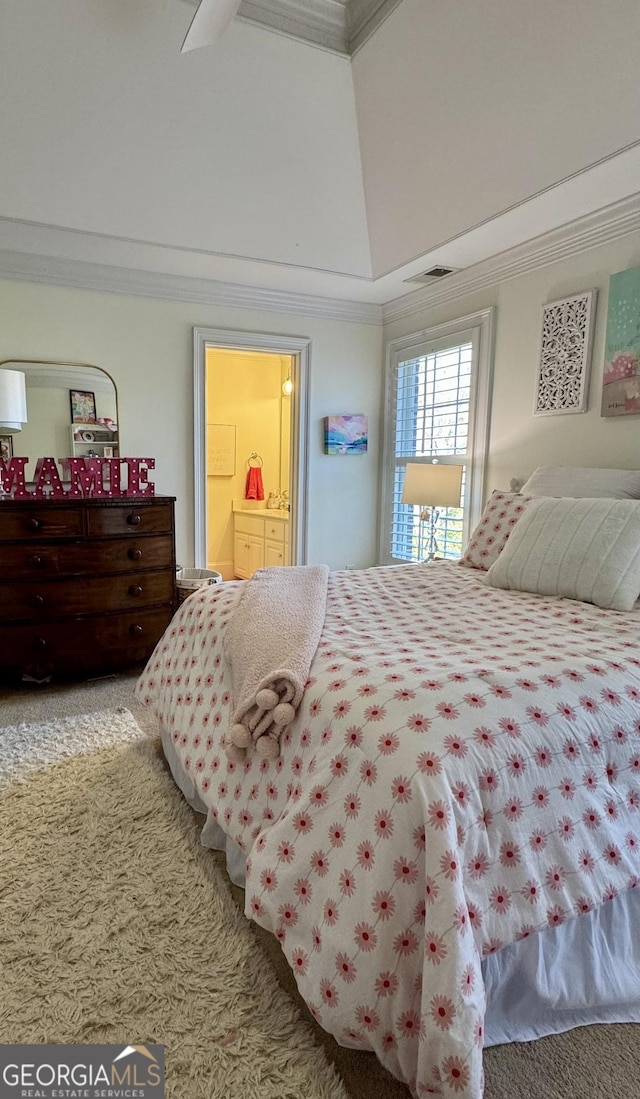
<box><xmin>0</xmin><ymin>369</ymin><xmax>28</xmax><ymax>431</ymax></box>
<box><xmin>181</xmin><ymin>0</ymin><xmax>242</xmax><ymax>52</ymax></box>
<box><xmin>401</xmin><ymin>462</ymin><xmax>463</xmax><ymax>508</ymax></box>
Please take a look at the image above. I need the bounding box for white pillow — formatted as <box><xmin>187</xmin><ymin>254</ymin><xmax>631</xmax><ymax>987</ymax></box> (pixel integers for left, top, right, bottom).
<box><xmin>521</xmin><ymin>466</ymin><xmax>640</xmax><ymax>500</ymax></box>
<box><xmin>485</xmin><ymin>497</ymin><xmax>640</xmax><ymax>611</ymax></box>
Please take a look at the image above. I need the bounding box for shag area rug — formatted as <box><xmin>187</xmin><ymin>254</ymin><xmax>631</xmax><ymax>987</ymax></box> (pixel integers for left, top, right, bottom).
<box><xmin>0</xmin><ymin>709</ymin><xmax>349</xmax><ymax>1099</ymax></box>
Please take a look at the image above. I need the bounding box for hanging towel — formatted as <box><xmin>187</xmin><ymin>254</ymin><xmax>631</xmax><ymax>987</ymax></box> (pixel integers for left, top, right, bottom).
<box><xmin>245</xmin><ymin>465</ymin><xmax>265</xmax><ymax>500</ymax></box>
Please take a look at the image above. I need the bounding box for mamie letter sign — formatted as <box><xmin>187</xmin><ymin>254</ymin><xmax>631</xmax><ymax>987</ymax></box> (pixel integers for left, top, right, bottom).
<box><xmin>0</xmin><ymin>456</ymin><xmax>156</xmax><ymax>499</ymax></box>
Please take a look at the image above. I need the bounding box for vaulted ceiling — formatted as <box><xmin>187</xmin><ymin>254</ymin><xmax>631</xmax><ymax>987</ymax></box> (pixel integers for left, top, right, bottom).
<box><xmin>1</xmin><ymin>0</ymin><xmax>639</xmax><ymax>310</ymax></box>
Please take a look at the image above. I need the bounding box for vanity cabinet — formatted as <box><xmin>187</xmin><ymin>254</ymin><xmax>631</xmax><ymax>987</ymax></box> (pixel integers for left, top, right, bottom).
<box><xmin>233</xmin><ymin>510</ymin><xmax>289</xmax><ymax>579</ymax></box>
<box><xmin>0</xmin><ymin>496</ymin><xmax>176</xmax><ymax>682</ymax></box>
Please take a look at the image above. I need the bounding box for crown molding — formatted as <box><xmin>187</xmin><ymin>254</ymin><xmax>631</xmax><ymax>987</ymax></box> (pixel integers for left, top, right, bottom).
<box><xmin>382</xmin><ymin>192</ymin><xmax>640</xmax><ymax>324</ymax></box>
<box><xmin>0</xmin><ymin>249</ymin><xmax>382</xmax><ymax>326</ymax></box>
<box><xmin>1</xmin><ymin>192</ymin><xmax>638</xmax><ymax>329</ymax></box>
<box><xmin>238</xmin><ymin>0</ymin><xmax>348</xmax><ymax>54</ymax></box>
<box><xmin>183</xmin><ymin>0</ymin><xmax>397</xmax><ymax>55</ymax></box>
<box><xmin>348</xmin><ymin>0</ymin><xmax>402</xmax><ymax>54</ymax></box>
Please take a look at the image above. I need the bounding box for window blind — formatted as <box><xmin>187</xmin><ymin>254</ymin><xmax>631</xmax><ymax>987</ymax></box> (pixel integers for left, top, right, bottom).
<box><xmin>390</xmin><ymin>342</ymin><xmax>472</xmax><ymax>562</ymax></box>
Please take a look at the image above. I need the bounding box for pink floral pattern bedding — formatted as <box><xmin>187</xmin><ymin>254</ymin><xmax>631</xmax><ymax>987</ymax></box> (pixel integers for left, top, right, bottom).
<box><xmin>136</xmin><ymin>563</ymin><xmax>640</xmax><ymax>1098</ymax></box>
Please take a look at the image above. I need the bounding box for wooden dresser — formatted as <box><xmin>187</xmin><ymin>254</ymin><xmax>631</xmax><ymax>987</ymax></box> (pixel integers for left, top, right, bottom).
<box><xmin>0</xmin><ymin>496</ymin><xmax>176</xmax><ymax>682</ymax></box>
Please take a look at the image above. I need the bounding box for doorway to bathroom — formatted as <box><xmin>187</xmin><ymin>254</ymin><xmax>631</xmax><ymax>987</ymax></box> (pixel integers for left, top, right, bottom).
<box><xmin>192</xmin><ymin>327</ymin><xmax>310</xmax><ymax>577</ymax></box>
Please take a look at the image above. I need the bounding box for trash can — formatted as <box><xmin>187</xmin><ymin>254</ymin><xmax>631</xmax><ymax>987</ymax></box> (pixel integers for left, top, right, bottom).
<box><xmin>176</xmin><ymin>567</ymin><xmax>223</xmax><ymax>605</ymax></box>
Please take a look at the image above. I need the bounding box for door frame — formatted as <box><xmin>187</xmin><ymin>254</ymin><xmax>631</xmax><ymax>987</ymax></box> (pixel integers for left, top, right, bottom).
<box><xmin>193</xmin><ymin>326</ymin><xmax>311</xmax><ymax>570</ymax></box>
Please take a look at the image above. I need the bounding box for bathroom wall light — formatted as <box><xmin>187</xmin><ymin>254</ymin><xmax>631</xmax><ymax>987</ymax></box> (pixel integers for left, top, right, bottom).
<box><xmin>282</xmin><ymin>371</ymin><xmax>293</xmax><ymax>397</ymax></box>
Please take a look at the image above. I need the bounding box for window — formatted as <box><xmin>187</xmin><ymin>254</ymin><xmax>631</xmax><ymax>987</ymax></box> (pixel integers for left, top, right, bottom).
<box><xmin>380</xmin><ymin>310</ymin><xmax>494</xmax><ymax>565</ymax></box>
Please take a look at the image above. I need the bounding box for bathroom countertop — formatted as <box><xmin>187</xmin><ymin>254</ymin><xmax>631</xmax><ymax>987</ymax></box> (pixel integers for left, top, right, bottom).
<box><xmin>232</xmin><ymin>505</ymin><xmax>289</xmax><ymax>519</ymax></box>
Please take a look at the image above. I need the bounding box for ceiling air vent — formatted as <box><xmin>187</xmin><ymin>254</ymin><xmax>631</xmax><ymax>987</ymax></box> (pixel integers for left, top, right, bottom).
<box><xmin>403</xmin><ymin>265</ymin><xmax>458</xmax><ymax>286</ymax></box>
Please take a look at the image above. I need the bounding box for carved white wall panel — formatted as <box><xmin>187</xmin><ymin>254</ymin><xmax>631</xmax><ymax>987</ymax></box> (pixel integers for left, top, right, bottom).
<box><xmin>534</xmin><ymin>291</ymin><xmax>597</xmax><ymax>416</ymax></box>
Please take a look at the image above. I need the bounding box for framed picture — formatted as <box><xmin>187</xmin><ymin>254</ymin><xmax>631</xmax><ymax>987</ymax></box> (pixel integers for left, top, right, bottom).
<box><xmin>0</xmin><ymin>434</ymin><xmax>13</xmax><ymax>463</ymax></box>
<box><xmin>601</xmin><ymin>265</ymin><xmax>640</xmax><ymax>417</ymax></box>
<box><xmin>534</xmin><ymin>290</ymin><xmax>596</xmax><ymax>415</ymax></box>
<box><xmin>323</xmin><ymin>414</ymin><xmax>368</xmax><ymax>454</ymax></box>
<box><xmin>207</xmin><ymin>423</ymin><xmax>236</xmax><ymax>476</ymax></box>
<box><xmin>70</xmin><ymin>389</ymin><xmax>97</xmax><ymax>424</ymax></box>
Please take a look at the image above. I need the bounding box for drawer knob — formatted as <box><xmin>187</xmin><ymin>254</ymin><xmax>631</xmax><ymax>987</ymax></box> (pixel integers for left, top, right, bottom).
<box><xmin>32</xmin><ymin>636</ymin><xmax>47</xmax><ymax>650</ymax></box>
<box><xmin>127</xmin><ymin>548</ymin><xmax>142</xmax><ymax>561</ymax></box>
<box><xmin>129</xmin><ymin>623</ymin><xmax>144</xmax><ymax>636</ymax></box>
<box><xmin>26</xmin><ymin>517</ymin><xmax>40</xmax><ymax>530</ymax></box>
<box><xmin>127</xmin><ymin>513</ymin><xmax>142</xmax><ymax>526</ymax></box>
<box><xmin>128</xmin><ymin>584</ymin><xmax>143</xmax><ymax>597</ymax></box>
<box><xmin>32</xmin><ymin>593</ymin><xmax>45</xmax><ymax>606</ymax></box>
<box><xmin>28</xmin><ymin>554</ymin><xmax>44</xmax><ymax>568</ymax></box>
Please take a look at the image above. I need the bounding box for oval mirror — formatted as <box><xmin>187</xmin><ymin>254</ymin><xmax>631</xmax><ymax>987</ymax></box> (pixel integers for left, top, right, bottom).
<box><xmin>0</xmin><ymin>360</ymin><xmax>119</xmax><ymax>469</ymax></box>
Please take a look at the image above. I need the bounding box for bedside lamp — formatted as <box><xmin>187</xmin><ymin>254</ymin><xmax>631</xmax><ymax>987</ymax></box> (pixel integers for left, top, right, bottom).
<box><xmin>401</xmin><ymin>461</ymin><xmax>463</xmax><ymax>561</ymax></box>
<box><xmin>0</xmin><ymin>369</ymin><xmax>28</xmax><ymax>431</ymax></box>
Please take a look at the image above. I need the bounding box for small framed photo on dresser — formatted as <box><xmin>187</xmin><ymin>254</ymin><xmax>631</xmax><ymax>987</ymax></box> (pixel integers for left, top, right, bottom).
<box><xmin>70</xmin><ymin>389</ymin><xmax>97</xmax><ymax>424</ymax></box>
<box><xmin>0</xmin><ymin>435</ymin><xmax>13</xmax><ymax>463</ymax></box>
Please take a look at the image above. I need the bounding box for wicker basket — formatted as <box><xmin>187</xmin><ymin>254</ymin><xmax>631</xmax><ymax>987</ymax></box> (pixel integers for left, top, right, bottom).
<box><xmin>176</xmin><ymin>567</ymin><xmax>222</xmax><ymax>605</ymax></box>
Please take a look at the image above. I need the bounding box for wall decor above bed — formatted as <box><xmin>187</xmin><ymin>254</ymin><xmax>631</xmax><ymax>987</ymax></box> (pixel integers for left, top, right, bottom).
<box><xmin>534</xmin><ymin>290</ymin><xmax>596</xmax><ymax>416</ymax></box>
<box><xmin>601</xmin><ymin>264</ymin><xmax>640</xmax><ymax>418</ymax></box>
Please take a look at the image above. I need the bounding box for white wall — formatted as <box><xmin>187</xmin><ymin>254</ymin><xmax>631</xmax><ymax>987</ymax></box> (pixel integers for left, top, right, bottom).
<box><xmin>0</xmin><ymin>277</ymin><xmax>382</xmax><ymax>570</ymax></box>
<box><xmin>384</xmin><ymin>231</ymin><xmax>640</xmax><ymax>497</ymax></box>
<box><xmin>0</xmin><ymin>0</ymin><xmax>371</xmax><ymax>278</ymax></box>
<box><xmin>353</xmin><ymin>0</ymin><xmax>640</xmax><ymax>276</ymax></box>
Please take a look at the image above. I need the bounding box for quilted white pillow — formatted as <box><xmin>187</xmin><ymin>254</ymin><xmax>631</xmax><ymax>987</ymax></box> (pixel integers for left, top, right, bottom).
<box><xmin>485</xmin><ymin>497</ymin><xmax>640</xmax><ymax>611</ymax></box>
<box><xmin>460</xmin><ymin>491</ymin><xmax>533</xmax><ymax>571</ymax></box>
<box><xmin>521</xmin><ymin>466</ymin><xmax>640</xmax><ymax>500</ymax></box>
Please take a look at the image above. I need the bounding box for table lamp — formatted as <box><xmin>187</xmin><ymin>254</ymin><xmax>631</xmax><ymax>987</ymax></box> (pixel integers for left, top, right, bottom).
<box><xmin>0</xmin><ymin>369</ymin><xmax>28</xmax><ymax>431</ymax></box>
<box><xmin>401</xmin><ymin>461</ymin><xmax>463</xmax><ymax>561</ymax></box>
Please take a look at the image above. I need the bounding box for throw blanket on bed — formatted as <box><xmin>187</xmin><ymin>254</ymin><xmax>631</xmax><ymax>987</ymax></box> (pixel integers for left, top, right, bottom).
<box><xmin>224</xmin><ymin>564</ymin><xmax>329</xmax><ymax>759</ymax></box>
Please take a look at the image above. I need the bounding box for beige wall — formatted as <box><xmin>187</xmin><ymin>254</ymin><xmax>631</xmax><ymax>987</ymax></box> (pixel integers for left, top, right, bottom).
<box><xmin>0</xmin><ymin>277</ymin><xmax>383</xmax><ymax>570</ymax></box>
<box><xmin>206</xmin><ymin>349</ymin><xmax>289</xmax><ymax>576</ymax></box>
<box><xmin>384</xmin><ymin>230</ymin><xmax>640</xmax><ymax>500</ymax></box>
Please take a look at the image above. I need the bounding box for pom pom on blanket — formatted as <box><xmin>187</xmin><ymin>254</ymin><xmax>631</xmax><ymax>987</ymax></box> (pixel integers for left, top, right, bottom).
<box><xmin>255</xmin><ymin>733</ymin><xmax>280</xmax><ymax>759</ymax></box>
<box><xmin>224</xmin><ymin>564</ymin><xmax>330</xmax><ymax>760</ymax></box>
<box><xmin>255</xmin><ymin>687</ymin><xmax>279</xmax><ymax>710</ymax></box>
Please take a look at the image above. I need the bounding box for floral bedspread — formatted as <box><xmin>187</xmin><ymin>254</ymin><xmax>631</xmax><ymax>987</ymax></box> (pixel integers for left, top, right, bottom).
<box><xmin>136</xmin><ymin>563</ymin><xmax>640</xmax><ymax>1098</ymax></box>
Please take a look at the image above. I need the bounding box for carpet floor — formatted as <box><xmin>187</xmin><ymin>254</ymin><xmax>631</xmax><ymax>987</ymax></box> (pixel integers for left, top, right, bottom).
<box><xmin>0</xmin><ymin>706</ymin><xmax>348</xmax><ymax>1099</ymax></box>
<box><xmin>1</xmin><ymin>670</ymin><xmax>639</xmax><ymax>1098</ymax></box>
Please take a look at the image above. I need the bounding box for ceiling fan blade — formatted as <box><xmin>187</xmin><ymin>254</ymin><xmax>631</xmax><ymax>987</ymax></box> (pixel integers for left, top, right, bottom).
<box><xmin>181</xmin><ymin>0</ymin><xmax>242</xmax><ymax>53</ymax></box>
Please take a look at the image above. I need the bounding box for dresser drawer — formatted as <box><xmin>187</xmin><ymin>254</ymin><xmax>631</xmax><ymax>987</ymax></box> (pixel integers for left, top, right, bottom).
<box><xmin>0</xmin><ymin>605</ymin><xmax>174</xmax><ymax>678</ymax></box>
<box><xmin>87</xmin><ymin>502</ymin><xmax>173</xmax><ymax>537</ymax></box>
<box><xmin>0</xmin><ymin>506</ymin><xmax>84</xmax><ymax>542</ymax></box>
<box><xmin>1</xmin><ymin>535</ymin><xmax>174</xmax><ymax>577</ymax></box>
<box><xmin>1</xmin><ymin>569</ymin><xmax>175</xmax><ymax>622</ymax></box>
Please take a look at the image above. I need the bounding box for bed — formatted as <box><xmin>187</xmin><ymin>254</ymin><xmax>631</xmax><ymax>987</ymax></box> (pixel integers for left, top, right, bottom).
<box><xmin>136</xmin><ymin>473</ymin><xmax>640</xmax><ymax>1098</ymax></box>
